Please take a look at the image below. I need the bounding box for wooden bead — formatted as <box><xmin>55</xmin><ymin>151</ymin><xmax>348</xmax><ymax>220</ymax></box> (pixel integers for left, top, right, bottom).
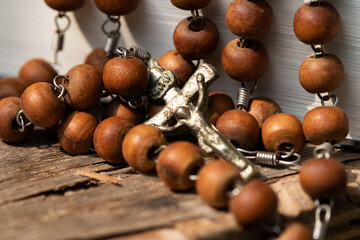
<box><xmin>299</xmin><ymin>54</ymin><xmax>344</xmax><ymax>94</ymax></box>
<box><xmin>44</xmin><ymin>0</ymin><xmax>85</xmax><ymax>11</ymax></box>
<box><xmin>147</xmin><ymin>103</ymin><xmax>165</xmax><ymax>118</ymax></box>
<box><xmin>63</xmin><ymin>64</ymin><xmax>103</xmax><ymax>110</ymax></box>
<box><xmin>102</xmin><ymin>97</ymin><xmax>145</xmax><ymax>124</ymax></box>
<box><xmin>18</xmin><ymin>58</ymin><xmax>57</xmax><ymax>85</ymax></box>
<box><xmin>226</xmin><ymin>0</ymin><xmax>273</xmax><ymax>39</ymax></box>
<box><xmin>93</xmin><ymin>117</ymin><xmax>134</xmax><ymax>164</ymax></box>
<box><xmin>173</xmin><ymin>17</ymin><xmax>219</xmax><ymax>60</ymax></box>
<box><xmin>229</xmin><ymin>180</ymin><xmax>277</xmax><ymax>227</ymax></box>
<box><xmin>0</xmin><ymin>77</ymin><xmax>29</xmax><ymax>100</ymax></box>
<box><xmin>170</xmin><ymin>0</ymin><xmax>211</xmax><ymax>10</ymax></box>
<box><xmin>302</xmin><ymin>106</ymin><xmax>349</xmax><ymax>145</ymax></box>
<box><xmin>248</xmin><ymin>97</ymin><xmax>281</xmax><ymax>128</ymax></box>
<box><xmin>157</xmin><ymin>141</ymin><xmax>204</xmax><ymax>191</ymax></box>
<box><xmin>222</xmin><ymin>38</ymin><xmax>268</xmax><ymax>82</ymax></box>
<box><xmin>196</xmin><ymin>159</ymin><xmax>241</xmax><ymax>208</ymax></box>
<box><xmin>20</xmin><ymin>82</ymin><xmax>67</xmax><ymax>128</ymax></box>
<box><xmin>262</xmin><ymin>113</ymin><xmax>305</xmax><ymax>153</ymax></box>
<box><xmin>0</xmin><ymin>97</ymin><xmax>34</xmax><ymax>142</ymax></box>
<box><xmin>216</xmin><ymin>109</ymin><xmax>260</xmax><ymax>150</ymax></box>
<box><xmin>94</xmin><ymin>0</ymin><xmax>140</xmax><ymax>16</ymax></box>
<box><xmin>293</xmin><ymin>2</ymin><xmax>340</xmax><ymax>45</ymax></box>
<box><xmin>103</xmin><ymin>57</ymin><xmax>149</xmax><ymax>96</ymax></box>
<box><xmin>158</xmin><ymin>50</ymin><xmax>196</xmax><ymax>88</ymax></box>
<box><xmin>300</xmin><ymin>158</ymin><xmax>347</xmax><ymax>199</ymax></box>
<box><xmin>275</xmin><ymin>223</ymin><xmax>312</xmax><ymax>240</ymax></box>
<box><xmin>207</xmin><ymin>91</ymin><xmax>235</xmax><ymax>126</ymax></box>
<box><xmin>122</xmin><ymin>124</ymin><xmax>167</xmax><ymax>173</ymax></box>
<box><xmin>58</xmin><ymin>111</ymin><xmax>98</xmax><ymax>155</ymax></box>
<box><xmin>84</xmin><ymin>48</ymin><xmax>111</xmax><ymax>76</ymax></box>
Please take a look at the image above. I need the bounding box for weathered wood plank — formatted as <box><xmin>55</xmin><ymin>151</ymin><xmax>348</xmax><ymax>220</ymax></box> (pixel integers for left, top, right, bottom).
<box><xmin>0</xmin><ymin>129</ymin><xmax>359</xmax><ymax>240</ymax></box>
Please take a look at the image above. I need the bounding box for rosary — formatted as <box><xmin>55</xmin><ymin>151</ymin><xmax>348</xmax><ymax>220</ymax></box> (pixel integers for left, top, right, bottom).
<box><xmin>0</xmin><ymin>0</ymin><xmax>350</xmax><ymax>239</ymax></box>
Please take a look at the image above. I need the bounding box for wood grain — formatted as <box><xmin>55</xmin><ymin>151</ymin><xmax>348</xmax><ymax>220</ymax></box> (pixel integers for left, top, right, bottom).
<box><xmin>0</xmin><ymin>129</ymin><xmax>359</xmax><ymax>239</ymax></box>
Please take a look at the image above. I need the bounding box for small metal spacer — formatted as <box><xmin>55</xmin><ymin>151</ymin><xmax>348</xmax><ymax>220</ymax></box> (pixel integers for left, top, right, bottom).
<box><xmin>53</xmin><ymin>75</ymin><xmax>68</xmax><ymax>99</ymax></box>
<box><xmin>16</xmin><ymin>110</ymin><xmax>32</xmax><ymax>133</ymax></box>
<box><xmin>317</xmin><ymin>92</ymin><xmax>338</xmax><ymax>106</ymax></box>
<box><xmin>116</xmin><ymin>46</ymin><xmax>150</xmax><ymax>61</ymax></box>
<box><xmin>238</xmin><ymin>147</ymin><xmax>301</xmax><ymax>167</ymax></box>
<box><xmin>236</xmin><ymin>86</ymin><xmax>250</xmax><ymax>111</ymax></box>
<box><xmin>313</xmin><ymin>199</ymin><xmax>333</xmax><ymax>240</ymax></box>
<box><xmin>313</xmin><ymin>142</ymin><xmax>333</xmax><ymax>159</ymax></box>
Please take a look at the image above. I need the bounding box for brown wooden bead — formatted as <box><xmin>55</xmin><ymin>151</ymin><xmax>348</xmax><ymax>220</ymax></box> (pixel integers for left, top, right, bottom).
<box><xmin>293</xmin><ymin>2</ymin><xmax>340</xmax><ymax>45</ymax></box>
<box><xmin>300</xmin><ymin>158</ymin><xmax>347</xmax><ymax>199</ymax></box>
<box><xmin>262</xmin><ymin>113</ymin><xmax>305</xmax><ymax>153</ymax></box>
<box><xmin>170</xmin><ymin>0</ymin><xmax>211</xmax><ymax>10</ymax></box>
<box><xmin>207</xmin><ymin>91</ymin><xmax>235</xmax><ymax>126</ymax></box>
<box><xmin>248</xmin><ymin>97</ymin><xmax>281</xmax><ymax>128</ymax></box>
<box><xmin>0</xmin><ymin>97</ymin><xmax>34</xmax><ymax>142</ymax></box>
<box><xmin>222</xmin><ymin>38</ymin><xmax>268</xmax><ymax>82</ymax></box>
<box><xmin>103</xmin><ymin>57</ymin><xmax>149</xmax><ymax>97</ymax></box>
<box><xmin>158</xmin><ymin>50</ymin><xmax>196</xmax><ymax>88</ymax></box>
<box><xmin>62</xmin><ymin>64</ymin><xmax>103</xmax><ymax>110</ymax></box>
<box><xmin>196</xmin><ymin>159</ymin><xmax>241</xmax><ymax>208</ymax></box>
<box><xmin>122</xmin><ymin>124</ymin><xmax>167</xmax><ymax>173</ymax></box>
<box><xmin>173</xmin><ymin>16</ymin><xmax>219</xmax><ymax>60</ymax></box>
<box><xmin>157</xmin><ymin>141</ymin><xmax>204</xmax><ymax>191</ymax></box>
<box><xmin>84</xmin><ymin>48</ymin><xmax>111</xmax><ymax>76</ymax></box>
<box><xmin>102</xmin><ymin>97</ymin><xmax>145</xmax><ymax>124</ymax></box>
<box><xmin>18</xmin><ymin>58</ymin><xmax>57</xmax><ymax>85</ymax></box>
<box><xmin>226</xmin><ymin>0</ymin><xmax>273</xmax><ymax>39</ymax></box>
<box><xmin>299</xmin><ymin>54</ymin><xmax>344</xmax><ymax>94</ymax></box>
<box><xmin>216</xmin><ymin>109</ymin><xmax>260</xmax><ymax>150</ymax></box>
<box><xmin>44</xmin><ymin>0</ymin><xmax>85</xmax><ymax>11</ymax></box>
<box><xmin>229</xmin><ymin>180</ymin><xmax>277</xmax><ymax>227</ymax></box>
<box><xmin>58</xmin><ymin>111</ymin><xmax>98</xmax><ymax>155</ymax></box>
<box><xmin>0</xmin><ymin>77</ymin><xmax>29</xmax><ymax>100</ymax></box>
<box><xmin>275</xmin><ymin>223</ymin><xmax>312</xmax><ymax>240</ymax></box>
<box><xmin>147</xmin><ymin>103</ymin><xmax>165</xmax><ymax>118</ymax></box>
<box><xmin>20</xmin><ymin>82</ymin><xmax>67</xmax><ymax>128</ymax></box>
<box><xmin>94</xmin><ymin>0</ymin><xmax>139</xmax><ymax>16</ymax></box>
<box><xmin>302</xmin><ymin>106</ymin><xmax>349</xmax><ymax>145</ymax></box>
<box><xmin>93</xmin><ymin>117</ymin><xmax>134</xmax><ymax>164</ymax></box>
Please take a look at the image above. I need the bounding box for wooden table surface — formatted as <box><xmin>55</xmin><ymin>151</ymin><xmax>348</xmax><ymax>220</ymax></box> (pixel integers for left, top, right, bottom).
<box><xmin>1</xmin><ymin>129</ymin><xmax>360</xmax><ymax>240</ymax></box>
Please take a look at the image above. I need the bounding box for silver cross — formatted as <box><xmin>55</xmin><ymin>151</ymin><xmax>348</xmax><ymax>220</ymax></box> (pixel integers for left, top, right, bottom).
<box><xmin>120</xmin><ymin>47</ymin><xmax>258</xmax><ymax>181</ymax></box>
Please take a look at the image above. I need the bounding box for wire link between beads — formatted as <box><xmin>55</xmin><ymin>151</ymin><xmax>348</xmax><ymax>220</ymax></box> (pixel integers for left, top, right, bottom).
<box><xmin>102</xmin><ymin>15</ymin><xmax>121</xmax><ymax>37</ymax></box>
<box><xmin>313</xmin><ymin>142</ymin><xmax>333</xmax><ymax>159</ymax></box>
<box><xmin>226</xmin><ymin>179</ymin><xmax>243</xmax><ymax>198</ymax></box>
<box><xmin>119</xmin><ymin>94</ymin><xmax>148</xmax><ymax>109</ymax></box>
<box><xmin>317</xmin><ymin>92</ymin><xmax>338</xmax><ymax>106</ymax></box>
<box><xmin>16</xmin><ymin>110</ymin><xmax>32</xmax><ymax>133</ymax></box>
<box><xmin>311</xmin><ymin>45</ymin><xmax>325</xmax><ymax>58</ymax></box>
<box><xmin>55</xmin><ymin>12</ymin><xmax>71</xmax><ymax>34</ymax></box>
<box><xmin>53</xmin><ymin>75</ymin><xmax>68</xmax><ymax>99</ymax></box>
<box><xmin>313</xmin><ymin>199</ymin><xmax>333</xmax><ymax>240</ymax></box>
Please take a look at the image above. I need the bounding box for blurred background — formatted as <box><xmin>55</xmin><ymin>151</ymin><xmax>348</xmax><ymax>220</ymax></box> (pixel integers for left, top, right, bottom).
<box><xmin>1</xmin><ymin>0</ymin><xmax>359</xmax><ymax>139</ymax></box>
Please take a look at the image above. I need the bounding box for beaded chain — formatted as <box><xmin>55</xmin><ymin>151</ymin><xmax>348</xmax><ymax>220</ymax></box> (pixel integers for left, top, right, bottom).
<box><xmin>0</xmin><ymin>1</ymin><xmax>353</xmax><ymax>239</ymax></box>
